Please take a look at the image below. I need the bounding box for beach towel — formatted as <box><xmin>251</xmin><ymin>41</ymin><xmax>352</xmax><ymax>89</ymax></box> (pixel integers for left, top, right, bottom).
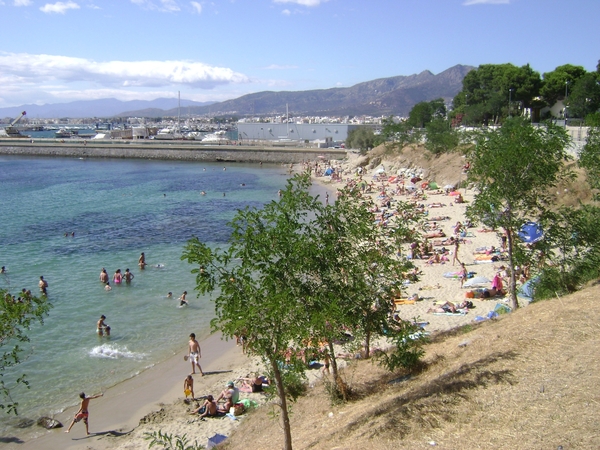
<box><xmin>394</xmin><ymin>299</ymin><xmax>416</xmax><ymax>305</ymax></box>
<box><xmin>433</xmin><ymin>311</ymin><xmax>467</xmax><ymax>316</ymax></box>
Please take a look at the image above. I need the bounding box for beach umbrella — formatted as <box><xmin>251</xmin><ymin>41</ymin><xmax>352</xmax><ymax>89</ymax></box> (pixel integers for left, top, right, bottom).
<box><xmin>411</xmin><ymin>176</ymin><xmax>422</xmax><ymax>183</ymax></box>
<box><xmin>518</xmin><ymin>221</ymin><xmax>544</xmax><ymax>243</ymax></box>
<box><xmin>463</xmin><ymin>276</ymin><xmax>491</xmax><ymax>287</ymax></box>
<box><xmin>375</xmin><ymin>166</ymin><xmax>386</xmax><ymax>174</ymax></box>
<box><xmin>324</xmin><ymin>167</ymin><xmax>334</xmax><ymax>176</ymax></box>
<box><xmin>444</xmin><ymin>184</ymin><xmax>454</xmax><ymax>190</ymax></box>
<box><xmin>449</xmin><ymin>190</ymin><xmax>461</xmax><ymax>196</ymax></box>
<box><xmin>405</xmin><ymin>184</ymin><xmax>417</xmax><ymax>192</ymax></box>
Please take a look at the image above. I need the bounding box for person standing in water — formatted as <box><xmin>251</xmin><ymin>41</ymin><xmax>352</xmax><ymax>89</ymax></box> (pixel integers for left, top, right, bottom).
<box><xmin>97</xmin><ymin>315</ymin><xmax>110</xmax><ymax>336</ymax></box>
<box><xmin>138</xmin><ymin>252</ymin><xmax>147</xmax><ymax>270</ymax></box>
<box><xmin>39</xmin><ymin>276</ymin><xmax>48</xmax><ymax>295</ymax></box>
<box><xmin>65</xmin><ymin>392</ymin><xmax>103</xmax><ymax>435</ymax></box>
<box><xmin>99</xmin><ymin>268</ymin><xmax>108</xmax><ymax>284</ymax></box>
<box><xmin>124</xmin><ymin>268</ymin><xmax>134</xmax><ymax>283</ymax></box>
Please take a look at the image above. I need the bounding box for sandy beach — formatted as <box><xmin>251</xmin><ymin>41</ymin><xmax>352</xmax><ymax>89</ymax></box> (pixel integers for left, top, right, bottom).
<box><xmin>9</xmin><ymin>155</ymin><xmax>523</xmax><ymax>450</ymax></box>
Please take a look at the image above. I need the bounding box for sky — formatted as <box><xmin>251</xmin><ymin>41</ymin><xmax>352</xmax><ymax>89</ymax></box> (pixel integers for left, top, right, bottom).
<box><xmin>0</xmin><ymin>0</ymin><xmax>598</xmax><ymax>108</ymax></box>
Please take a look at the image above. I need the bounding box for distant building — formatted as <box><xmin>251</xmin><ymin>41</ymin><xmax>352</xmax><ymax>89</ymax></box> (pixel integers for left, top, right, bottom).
<box><xmin>237</xmin><ymin>122</ymin><xmax>360</xmax><ymax>144</ymax></box>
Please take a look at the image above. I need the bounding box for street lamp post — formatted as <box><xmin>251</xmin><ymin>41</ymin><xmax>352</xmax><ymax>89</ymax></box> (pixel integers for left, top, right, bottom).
<box><xmin>564</xmin><ymin>81</ymin><xmax>569</xmax><ymax>127</ymax></box>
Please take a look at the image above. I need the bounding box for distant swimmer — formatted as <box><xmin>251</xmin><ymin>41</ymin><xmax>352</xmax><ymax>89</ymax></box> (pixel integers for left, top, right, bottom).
<box><xmin>124</xmin><ymin>268</ymin><xmax>134</xmax><ymax>283</ymax></box>
<box><xmin>223</xmin><ymin>167</ymin><xmax>226</xmax><ymax>171</ymax></box>
<box><xmin>200</xmin><ymin>191</ymin><xmax>206</xmax><ymax>196</ymax></box>
<box><xmin>139</xmin><ymin>252</ymin><xmax>147</xmax><ymax>270</ymax></box>
<box><xmin>1</xmin><ymin>266</ymin><xmax>5</xmax><ymax>274</ymax></box>
<box><xmin>104</xmin><ymin>282</ymin><xmax>112</xmax><ymax>291</ymax></box>
<box><xmin>278</xmin><ymin>190</ymin><xmax>282</xmax><ymax>197</ymax></box>
<box><xmin>223</xmin><ymin>192</ymin><xmax>226</xmax><ymax>197</ymax></box>
<box><xmin>167</xmin><ymin>292</ymin><xmax>173</xmax><ymax>298</ymax></box>
<box><xmin>99</xmin><ymin>268</ymin><xmax>108</xmax><ymax>284</ymax></box>
<box><xmin>39</xmin><ymin>276</ymin><xmax>48</xmax><ymax>295</ymax></box>
<box><xmin>179</xmin><ymin>291</ymin><xmax>188</xmax><ymax>306</ymax></box>
<box><xmin>113</xmin><ymin>269</ymin><xmax>122</xmax><ymax>284</ymax></box>
<box><xmin>97</xmin><ymin>315</ymin><xmax>110</xmax><ymax>336</ymax></box>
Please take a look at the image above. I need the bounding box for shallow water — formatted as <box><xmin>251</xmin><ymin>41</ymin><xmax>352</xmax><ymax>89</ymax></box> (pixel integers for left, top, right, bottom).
<box><xmin>0</xmin><ymin>155</ymin><xmax>295</xmax><ymax>436</ymax></box>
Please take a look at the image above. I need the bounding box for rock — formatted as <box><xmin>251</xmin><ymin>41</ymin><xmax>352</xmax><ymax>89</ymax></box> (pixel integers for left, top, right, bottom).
<box><xmin>37</xmin><ymin>417</ymin><xmax>63</xmax><ymax>429</ymax></box>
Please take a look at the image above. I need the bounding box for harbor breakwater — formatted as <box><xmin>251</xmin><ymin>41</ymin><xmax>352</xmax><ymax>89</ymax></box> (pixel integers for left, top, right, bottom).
<box><xmin>0</xmin><ymin>140</ymin><xmax>347</xmax><ymax>163</ymax></box>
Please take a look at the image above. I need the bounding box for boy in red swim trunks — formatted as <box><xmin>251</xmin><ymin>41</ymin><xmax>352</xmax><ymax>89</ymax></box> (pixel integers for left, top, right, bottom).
<box><xmin>65</xmin><ymin>392</ymin><xmax>103</xmax><ymax>435</ymax></box>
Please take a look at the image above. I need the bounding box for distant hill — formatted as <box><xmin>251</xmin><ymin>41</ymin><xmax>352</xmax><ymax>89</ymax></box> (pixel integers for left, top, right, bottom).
<box><xmin>0</xmin><ymin>98</ymin><xmax>215</xmax><ymax>120</ymax></box>
<box><xmin>0</xmin><ymin>64</ymin><xmax>473</xmax><ymax>119</ymax></box>
<box><xmin>156</xmin><ymin>64</ymin><xmax>474</xmax><ymax>117</ymax></box>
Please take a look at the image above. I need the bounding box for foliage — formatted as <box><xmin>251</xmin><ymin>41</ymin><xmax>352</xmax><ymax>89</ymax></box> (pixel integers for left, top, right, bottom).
<box><xmin>144</xmin><ymin>430</ymin><xmax>204</xmax><ymax>450</ymax></box>
<box><xmin>454</xmin><ymin>64</ymin><xmax>542</xmax><ymax>125</ymax></box>
<box><xmin>346</xmin><ymin>126</ymin><xmax>383</xmax><ymax>154</ymax></box>
<box><xmin>540</xmin><ymin>64</ymin><xmax>587</xmax><ymax>107</ymax></box>
<box><xmin>579</xmin><ymin>127</ymin><xmax>600</xmax><ymax>200</ymax></box>
<box><xmin>181</xmin><ymin>173</ymin><xmax>423</xmax><ymax>449</ymax></box>
<box><xmin>0</xmin><ymin>289</ymin><xmax>51</xmax><ymax>415</ymax></box>
<box><xmin>565</xmin><ymin>72</ymin><xmax>600</xmax><ymax>119</ymax></box>
<box><xmin>424</xmin><ymin>118</ymin><xmax>460</xmax><ymax>154</ymax></box>
<box><xmin>407</xmin><ymin>98</ymin><xmax>446</xmax><ymax>129</ymax></box>
<box><xmin>533</xmin><ymin>205</ymin><xmax>600</xmax><ymax>298</ymax></box>
<box><xmin>465</xmin><ymin>118</ymin><xmax>573</xmax><ymax>309</ymax></box>
<box><xmin>377</xmin><ymin>319</ymin><xmax>426</xmax><ymax>372</ymax></box>
<box><xmin>380</xmin><ymin>116</ymin><xmax>419</xmax><ymax>149</ymax></box>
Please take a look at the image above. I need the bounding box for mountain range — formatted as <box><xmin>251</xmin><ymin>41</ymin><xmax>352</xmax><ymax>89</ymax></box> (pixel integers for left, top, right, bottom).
<box><xmin>0</xmin><ymin>64</ymin><xmax>473</xmax><ymax>120</ymax></box>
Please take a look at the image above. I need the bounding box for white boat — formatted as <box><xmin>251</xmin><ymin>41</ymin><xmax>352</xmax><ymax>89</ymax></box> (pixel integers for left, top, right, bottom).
<box><xmin>201</xmin><ymin>130</ymin><xmax>227</xmax><ymax>143</ymax></box>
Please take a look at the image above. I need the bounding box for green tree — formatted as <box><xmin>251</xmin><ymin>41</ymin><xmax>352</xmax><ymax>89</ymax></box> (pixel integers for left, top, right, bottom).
<box><xmin>1</xmin><ymin>289</ymin><xmax>51</xmax><ymax>414</ymax></box>
<box><xmin>380</xmin><ymin>116</ymin><xmax>417</xmax><ymax>149</ymax></box>
<box><xmin>425</xmin><ymin>118</ymin><xmax>459</xmax><ymax>154</ymax></box>
<box><xmin>565</xmin><ymin>72</ymin><xmax>600</xmax><ymax>119</ymax></box>
<box><xmin>540</xmin><ymin>64</ymin><xmax>587</xmax><ymax>107</ymax></box>
<box><xmin>579</xmin><ymin>126</ymin><xmax>600</xmax><ymax>199</ymax></box>
<box><xmin>407</xmin><ymin>99</ymin><xmax>446</xmax><ymax>128</ymax></box>
<box><xmin>465</xmin><ymin>118</ymin><xmax>572</xmax><ymax>309</ymax></box>
<box><xmin>455</xmin><ymin>64</ymin><xmax>542</xmax><ymax>125</ymax></box>
<box><xmin>345</xmin><ymin>126</ymin><xmax>382</xmax><ymax>154</ymax></box>
<box><xmin>181</xmin><ymin>174</ymin><xmax>423</xmax><ymax>445</ymax></box>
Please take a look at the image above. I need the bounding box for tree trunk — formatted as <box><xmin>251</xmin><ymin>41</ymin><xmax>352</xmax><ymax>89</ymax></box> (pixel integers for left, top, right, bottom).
<box><xmin>270</xmin><ymin>358</ymin><xmax>293</xmax><ymax>450</ymax></box>
<box><xmin>328</xmin><ymin>341</ymin><xmax>348</xmax><ymax>402</ymax></box>
<box><xmin>364</xmin><ymin>328</ymin><xmax>371</xmax><ymax>359</ymax></box>
<box><xmin>505</xmin><ymin>227</ymin><xmax>519</xmax><ymax>310</ymax></box>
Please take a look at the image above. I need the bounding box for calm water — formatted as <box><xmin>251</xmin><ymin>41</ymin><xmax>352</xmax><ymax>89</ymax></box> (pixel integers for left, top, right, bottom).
<box><xmin>0</xmin><ymin>155</ymin><xmax>294</xmax><ymax>436</ymax></box>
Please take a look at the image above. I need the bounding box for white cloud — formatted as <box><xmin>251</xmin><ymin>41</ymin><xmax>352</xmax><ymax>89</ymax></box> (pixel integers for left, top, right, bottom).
<box><xmin>263</xmin><ymin>64</ymin><xmax>298</xmax><ymax>70</ymax></box>
<box><xmin>281</xmin><ymin>8</ymin><xmax>290</xmax><ymax>15</ymax></box>
<box><xmin>40</xmin><ymin>1</ymin><xmax>80</xmax><ymax>14</ymax></box>
<box><xmin>190</xmin><ymin>1</ymin><xmax>201</xmax><ymax>14</ymax></box>
<box><xmin>0</xmin><ymin>53</ymin><xmax>250</xmax><ymax>89</ymax></box>
<box><xmin>14</xmin><ymin>0</ymin><xmax>32</xmax><ymax>6</ymax></box>
<box><xmin>130</xmin><ymin>0</ymin><xmax>181</xmax><ymax>12</ymax></box>
<box><xmin>463</xmin><ymin>0</ymin><xmax>509</xmax><ymax>5</ymax></box>
<box><xmin>273</xmin><ymin>0</ymin><xmax>327</xmax><ymax>6</ymax></box>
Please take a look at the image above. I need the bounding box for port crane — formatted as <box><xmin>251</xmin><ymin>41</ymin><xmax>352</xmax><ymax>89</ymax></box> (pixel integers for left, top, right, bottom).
<box><xmin>3</xmin><ymin>111</ymin><xmax>27</xmax><ymax>137</ymax></box>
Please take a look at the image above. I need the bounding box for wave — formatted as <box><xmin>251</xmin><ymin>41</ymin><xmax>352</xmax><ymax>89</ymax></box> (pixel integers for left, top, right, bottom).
<box><xmin>89</xmin><ymin>343</ymin><xmax>147</xmax><ymax>360</ymax></box>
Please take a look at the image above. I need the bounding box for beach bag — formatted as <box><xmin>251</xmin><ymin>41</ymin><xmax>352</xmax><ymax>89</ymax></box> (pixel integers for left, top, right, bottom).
<box><xmin>465</xmin><ymin>290</ymin><xmax>475</xmax><ymax>299</ymax></box>
<box><xmin>231</xmin><ymin>403</ymin><xmax>245</xmax><ymax>416</ymax></box>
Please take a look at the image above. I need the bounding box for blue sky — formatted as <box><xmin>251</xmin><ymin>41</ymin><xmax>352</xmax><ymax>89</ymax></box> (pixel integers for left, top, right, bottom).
<box><xmin>0</xmin><ymin>0</ymin><xmax>598</xmax><ymax>108</ymax></box>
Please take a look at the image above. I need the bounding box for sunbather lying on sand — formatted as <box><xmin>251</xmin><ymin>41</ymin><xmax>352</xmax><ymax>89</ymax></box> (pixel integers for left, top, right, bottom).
<box><xmin>427</xmin><ymin>300</ymin><xmax>471</xmax><ymax>314</ymax></box>
<box><xmin>424</xmin><ymin>230</ymin><xmax>446</xmax><ymax>239</ymax></box>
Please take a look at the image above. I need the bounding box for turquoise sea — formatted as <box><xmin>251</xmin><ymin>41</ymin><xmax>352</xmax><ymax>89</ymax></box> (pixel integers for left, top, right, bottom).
<box><xmin>0</xmin><ymin>155</ymin><xmax>298</xmax><ymax>437</ymax></box>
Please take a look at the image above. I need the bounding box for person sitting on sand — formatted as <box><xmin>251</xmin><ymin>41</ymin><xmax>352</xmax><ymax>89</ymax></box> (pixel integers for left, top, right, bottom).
<box><xmin>216</xmin><ymin>381</ymin><xmax>239</xmax><ymax>413</ymax></box>
<box><xmin>189</xmin><ymin>394</ymin><xmax>218</xmax><ymax>418</ymax></box>
<box><xmin>238</xmin><ymin>374</ymin><xmax>265</xmax><ymax>393</ymax></box>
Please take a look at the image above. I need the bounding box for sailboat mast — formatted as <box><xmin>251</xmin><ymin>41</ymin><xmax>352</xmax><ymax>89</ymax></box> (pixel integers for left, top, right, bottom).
<box><xmin>177</xmin><ymin>91</ymin><xmax>181</xmax><ymax>134</ymax></box>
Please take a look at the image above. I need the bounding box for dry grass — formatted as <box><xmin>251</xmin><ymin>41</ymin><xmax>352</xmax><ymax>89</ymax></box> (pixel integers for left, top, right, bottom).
<box><xmin>221</xmin><ymin>285</ymin><xmax>600</xmax><ymax>450</ymax></box>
